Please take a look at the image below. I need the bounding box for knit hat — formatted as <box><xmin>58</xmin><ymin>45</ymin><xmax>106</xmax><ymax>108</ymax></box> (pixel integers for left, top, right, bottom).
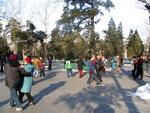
<box><xmin>9</xmin><ymin>54</ymin><xmax>17</xmax><ymax>61</ymax></box>
<box><xmin>25</xmin><ymin>57</ymin><xmax>32</xmax><ymax>64</ymax></box>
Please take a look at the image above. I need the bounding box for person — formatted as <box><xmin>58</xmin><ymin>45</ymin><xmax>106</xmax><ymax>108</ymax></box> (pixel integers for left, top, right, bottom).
<box><xmin>83</xmin><ymin>57</ymin><xmax>89</xmax><ymax>74</ymax></box>
<box><xmin>0</xmin><ymin>56</ymin><xmax>5</xmax><ymax>72</ymax></box>
<box><xmin>77</xmin><ymin>56</ymin><xmax>85</xmax><ymax>78</ymax></box>
<box><xmin>131</xmin><ymin>56</ymin><xmax>137</xmax><ymax>79</ymax></box>
<box><xmin>65</xmin><ymin>60</ymin><xmax>73</xmax><ymax>78</ymax></box>
<box><xmin>143</xmin><ymin>56</ymin><xmax>149</xmax><ymax>73</ymax></box>
<box><xmin>39</xmin><ymin>57</ymin><xmax>45</xmax><ymax>78</ymax></box>
<box><xmin>48</xmin><ymin>57</ymin><xmax>52</xmax><ymax>70</ymax></box>
<box><xmin>32</xmin><ymin>56</ymin><xmax>40</xmax><ymax>77</ymax></box>
<box><xmin>19</xmin><ymin>56</ymin><xmax>35</xmax><ymax>106</ymax></box>
<box><xmin>87</xmin><ymin>55</ymin><xmax>100</xmax><ymax>85</ymax></box>
<box><xmin>111</xmin><ymin>57</ymin><xmax>116</xmax><ymax>71</ymax></box>
<box><xmin>136</xmin><ymin>56</ymin><xmax>143</xmax><ymax>80</ymax></box>
<box><xmin>95</xmin><ymin>54</ymin><xmax>104</xmax><ymax>83</ymax></box>
<box><xmin>116</xmin><ymin>55</ymin><xmax>120</xmax><ymax>72</ymax></box>
<box><xmin>4</xmin><ymin>53</ymin><xmax>22</xmax><ymax>111</ymax></box>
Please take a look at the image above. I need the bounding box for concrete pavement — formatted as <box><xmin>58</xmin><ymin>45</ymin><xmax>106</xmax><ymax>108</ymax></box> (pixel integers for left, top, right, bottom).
<box><xmin>0</xmin><ymin>66</ymin><xmax>150</xmax><ymax>113</ymax></box>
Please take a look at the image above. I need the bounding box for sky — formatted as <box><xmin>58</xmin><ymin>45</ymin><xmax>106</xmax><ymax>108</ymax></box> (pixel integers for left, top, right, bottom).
<box><xmin>1</xmin><ymin>0</ymin><xmax>150</xmax><ymax>42</ymax></box>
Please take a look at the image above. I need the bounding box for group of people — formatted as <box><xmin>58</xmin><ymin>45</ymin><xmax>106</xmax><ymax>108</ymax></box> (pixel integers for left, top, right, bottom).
<box><xmin>86</xmin><ymin>54</ymin><xmax>105</xmax><ymax>84</ymax></box>
<box><xmin>4</xmin><ymin>52</ymin><xmax>48</xmax><ymax>111</ymax></box>
<box><xmin>131</xmin><ymin>55</ymin><xmax>150</xmax><ymax>80</ymax></box>
<box><xmin>65</xmin><ymin>54</ymin><xmax>105</xmax><ymax>85</ymax></box>
<box><xmin>4</xmin><ymin>52</ymin><xmax>35</xmax><ymax>111</ymax></box>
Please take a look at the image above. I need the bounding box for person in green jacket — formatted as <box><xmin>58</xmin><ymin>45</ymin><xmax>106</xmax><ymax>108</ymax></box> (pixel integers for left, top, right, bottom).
<box><xmin>65</xmin><ymin>60</ymin><xmax>73</xmax><ymax>78</ymax></box>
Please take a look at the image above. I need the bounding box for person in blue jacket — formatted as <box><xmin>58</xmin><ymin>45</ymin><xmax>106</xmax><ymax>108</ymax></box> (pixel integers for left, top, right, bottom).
<box><xmin>19</xmin><ymin>56</ymin><xmax>35</xmax><ymax>106</ymax></box>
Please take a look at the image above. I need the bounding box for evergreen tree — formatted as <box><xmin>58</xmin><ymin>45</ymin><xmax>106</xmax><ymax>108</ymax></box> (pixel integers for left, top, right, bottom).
<box><xmin>104</xmin><ymin>17</ymin><xmax>118</xmax><ymax>56</ymax></box>
<box><xmin>127</xmin><ymin>29</ymin><xmax>144</xmax><ymax>58</ymax></box>
<box><xmin>117</xmin><ymin>22</ymin><xmax>124</xmax><ymax>58</ymax></box>
<box><xmin>58</xmin><ymin>0</ymin><xmax>114</xmax><ymax>55</ymax></box>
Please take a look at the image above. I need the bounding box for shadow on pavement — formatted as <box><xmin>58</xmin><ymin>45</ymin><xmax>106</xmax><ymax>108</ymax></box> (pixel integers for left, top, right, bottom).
<box><xmin>33</xmin><ymin>81</ymin><xmax>66</xmax><ymax>105</ymax></box>
<box><xmin>0</xmin><ymin>99</ymin><xmax>9</xmax><ymax>108</ymax></box>
<box><xmin>134</xmin><ymin>79</ymin><xmax>147</xmax><ymax>86</ymax></box>
<box><xmin>120</xmin><ymin>68</ymin><xmax>147</xmax><ymax>86</ymax></box>
<box><xmin>120</xmin><ymin>67</ymin><xmax>131</xmax><ymax>76</ymax></box>
<box><xmin>33</xmin><ymin>71</ymin><xmax>59</xmax><ymax>86</ymax></box>
<box><xmin>53</xmin><ymin>71</ymin><xmax>142</xmax><ymax>113</ymax></box>
<box><xmin>53</xmin><ymin>84</ymin><xmax>119</xmax><ymax>113</ymax></box>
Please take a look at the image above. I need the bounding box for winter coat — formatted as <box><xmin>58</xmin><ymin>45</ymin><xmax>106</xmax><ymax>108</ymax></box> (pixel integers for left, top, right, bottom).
<box><xmin>65</xmin><ymin>61</ymin><xmax>73</xmax><ymax>69</ymax></box>
<box><xmin>4</xmin><ymin>61</ymin><xmax>21</xmax><ymax>88</ymax></box>
<box><xmin>111</xmin><ymin>59</ymin><xmax>116</xmax><ymax>70</ymax></box>
<box><xmin>21</xmin><ymin>64</ymin><xmax>34</xmax><ymax>93</ymax></box>
<box><xmin>95</xmin><ymin>59</ymin><xmax>105</xmax><ymax>72</ymax></box>
<box><xmin>77</xmin><ymin>60</ymin><xmax>85</xmax><ymax>70</ymax></box>
<box><xmin>39</xmin><ymin>60</ymin><xmax>45</xmax><ymax>70</ymax></box>
<box><xmin>136</xmin><ymin>58</ymin><xmax>143</xmax><ymax>69</ymax></box>
<box><xmin>32</xmin><ymin>58</ymin><xmax>40</xmax><ymax>70</ymax></box>
<box><xmin>88</xmin><ymin>60</ymin><xmax>96</xmax><ymax>75</ymax></box>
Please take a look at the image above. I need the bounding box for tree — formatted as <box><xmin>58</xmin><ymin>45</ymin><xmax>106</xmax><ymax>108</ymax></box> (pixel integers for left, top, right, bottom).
<box><xmin>74</xmin><ymin>32</ymin><xmax>87</xmax><ymax>57</ymax></box>
<box><xmin>137</xmin><ymin>0</ymin><xmax>150</xmax><ymax>13</ymax></box>
<box><xmin>104</xmin><ymin>17</ymin><xmax>122</xmax><ymax>57</ymax></box>
<box><xmin>5</xmin><ymin>18</ymin><xmax>22</xmax><ymax>53</ymax></box>
<box><xmin>4</xmin><ymin>0</ymin><xmax>26</xmax><ymax>22</ymax></box>
<box><xmin>38</xmin><ymin>0</ymin><xmax>51</xmax><ymax>34</ymax></box>
<box><xmin>127</xmin><ymin>29</ymin><xmax>144</xmax><ymax>58</ymax></box>
<box><xmin>48</xmin><ymin>27</ymin><xmax>64</xmax><ymax>59</ymax></box>
<box><xmin>117</xmin><ymin>22</ymin><xmax>124</xmax><ymax>59</ymax></box>
<box><xmin>35</xmin><ymin>31</ymin><xmax>47</xmax><ymax>59</ymax></box>
<box><xmin>0</xmin><ymin>36</ymin><xmax>10</xmax><ymax>56</ymax></box>
<box><xmin>137</xmin><ymin>0</ymin><xmax>150</xmax><ymax>55</ymax></box>
<box><xmin>58</xmin><ymin>0</ymin><xmax>114</xmax><ymax>55</ymax></box>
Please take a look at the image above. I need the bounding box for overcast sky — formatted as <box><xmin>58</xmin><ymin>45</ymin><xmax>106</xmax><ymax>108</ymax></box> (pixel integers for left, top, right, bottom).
<box><xmin>2</xmin><ymin>0</ymin><xmax>150</xmax><ymax>42</ymax></box>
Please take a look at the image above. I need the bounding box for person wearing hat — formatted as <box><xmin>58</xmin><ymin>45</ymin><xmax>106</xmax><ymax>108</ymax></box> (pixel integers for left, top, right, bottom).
<box><xmin>4</xmin><ymin>53</ymin><xmax>22</xmax><ymax>111</ymax></box>
<box><xmin>19</xmin><ymin>56</ymin><xmax>35</xmax><ymax>106</ymax></box>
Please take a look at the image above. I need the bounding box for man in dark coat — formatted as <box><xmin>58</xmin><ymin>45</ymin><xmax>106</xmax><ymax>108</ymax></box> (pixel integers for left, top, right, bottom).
<box><xmin>135</xmin><ymin>56</ymin><xmax>143</xmax><ymax>80</ymax></box>
<box><xmin>4</xmin><ymin>54</ymin><xmax>22</xmax><ymax>111</ymax></box>
<box><xmin>95</xmin><ymin>54</ymin><xmax>104</xmax><ymax>83</ymax></box>
<box><xmin>77</xmin><ymin>56</ymin><xmax>85</xmax><ymax>78</ymax></box>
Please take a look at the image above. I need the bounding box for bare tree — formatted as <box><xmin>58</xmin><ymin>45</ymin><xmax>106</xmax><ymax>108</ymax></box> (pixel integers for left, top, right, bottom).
<box><xmin>5</xmin><ymin>0</ymin><xmax>27</xmax><ymax>23</ymax></box>
<box><xmin>138</xmin><ymin>0</ymin><xmax>150</xmax><ymax>55</ymax></box>
<box><xmin>38</xmin><ymin>0</ymin><xmax>63</xmax><ymax>34</ymax></box>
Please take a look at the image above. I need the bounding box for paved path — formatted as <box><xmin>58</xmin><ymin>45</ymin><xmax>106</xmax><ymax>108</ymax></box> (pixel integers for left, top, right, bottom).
<box><xmin>0</xmin><ymin>66</ymin><xmax>150</xmax><ymax>113</ymax></box>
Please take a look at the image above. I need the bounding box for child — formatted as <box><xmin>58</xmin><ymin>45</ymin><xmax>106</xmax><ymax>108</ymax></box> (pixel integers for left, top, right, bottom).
<box><xmin>39</xmin><ymin>58</ymin><xmax>45</xmax><ymax>78</ymax></box>
<box><xmin>65</xmin><ymin>60</ymin><xmax>73</xmax><ymax>78</ymax></box>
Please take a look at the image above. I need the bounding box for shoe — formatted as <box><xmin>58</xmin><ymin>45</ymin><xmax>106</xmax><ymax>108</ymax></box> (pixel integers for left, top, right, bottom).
<box><xmin>9</xmin><ymin>106</ymin><xmax>13</xmax><ymax>108</ymax></box>
<box><xmin>87</xmin><ymin>82</ymin><xmax>90</xmax><ymax>84</ymax></box>
<box><xmin>100</xmin><ymin>80</ymin><xmax>103</xmax><ymax>82</ymax></box>
<box><xmin>16</xmin><ymin>107</ymin><xmax>22</xmax><ymax>111</ymax></box>
<box><xmin>9</xmin><ymin>103</ymin><xmax>16</xmax><ymax>108</ymax></box>
<box><xmin>28</xmin><ymin>101</ymin><xmax>35</xmax><ymax>106</ymax></box>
